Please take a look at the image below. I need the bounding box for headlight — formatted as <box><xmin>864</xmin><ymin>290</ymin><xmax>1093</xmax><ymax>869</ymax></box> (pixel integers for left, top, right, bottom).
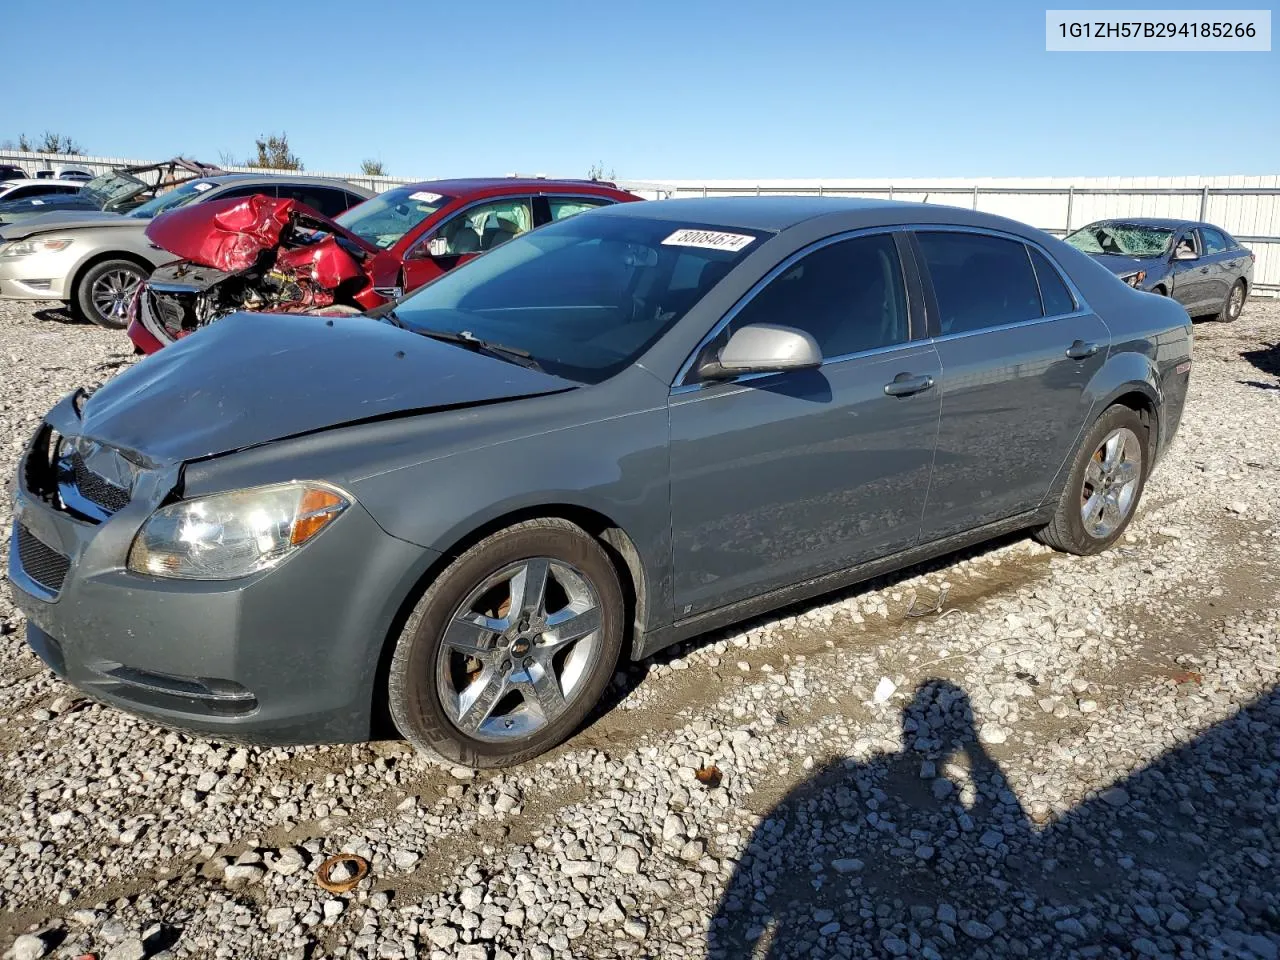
<box><xmin>1120</xmin><ymin>270</ymin><xmax>1146</xmax><ymax>288</ymax></box>
<box><xmin>0</xmin><ymin>237</ymin><xmax>73</xmax><ymax>259</ymax></box>
<box><xmin>127</xmin><ymin>482</ymin><xmax>350</xmax><ymax>580</ymax></box>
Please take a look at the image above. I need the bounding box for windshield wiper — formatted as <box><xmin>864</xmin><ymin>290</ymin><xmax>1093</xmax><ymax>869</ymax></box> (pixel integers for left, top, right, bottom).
<box><xmin>408</xmin><ymin>326</ymin><xmax>542</xmax><ymax>370</ymax></box>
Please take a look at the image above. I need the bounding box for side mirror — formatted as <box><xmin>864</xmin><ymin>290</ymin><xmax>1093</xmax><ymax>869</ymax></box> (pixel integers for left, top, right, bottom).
<box><xmin>698</xmin><ymin>323</ymin><xmax>822</xmax><ymax>380</ymax></box>
<box><xmin>1173</xmin><ymin>246</ymin><xmax>1198</xmax><ymax>261</ymax></box>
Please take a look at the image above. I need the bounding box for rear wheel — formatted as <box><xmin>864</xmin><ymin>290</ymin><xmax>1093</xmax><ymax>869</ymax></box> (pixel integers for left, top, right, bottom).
<box><xmin>1218</xmin><ymin>279</ymin><xmax>1246</xmax><ymax>322</ymax></box>
<box><xmin>1036</xmin><ymin>405</ymin><xmax>1148</xmax><ymax>555</ymax></box>
<box><xmin>388</xmin><ymin>518</ymin><xmax>624</xmax><ymax>768</ymax></box>
<box><xmin>73</xmin><ymin>259</ymin><xmax>148</xmax><ymax>329</ymax></box>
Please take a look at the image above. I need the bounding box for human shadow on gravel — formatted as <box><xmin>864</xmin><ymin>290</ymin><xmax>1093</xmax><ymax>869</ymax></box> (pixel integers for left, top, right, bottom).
<box><xmin>709</xmin><ymin>679</ymin><xmax>1280</xmax><ymax>960</ymax></box>
<box><xmin>1241</xmin><ymin>343</ymin><xmax>1280</xmax><ymax>380</ymax></box>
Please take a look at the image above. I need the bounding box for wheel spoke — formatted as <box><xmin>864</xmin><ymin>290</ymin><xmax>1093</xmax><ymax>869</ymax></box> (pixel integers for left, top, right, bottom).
<box><xmin>444</xmin><ymin>613</ymin><xmax>504</xmax><ymax>658</ymax></box>
<box><xmin>1111</xmin><ymin>459</ymin><xmax>1139</xmax><ymax>487</ymax></box>
<box><xmin>1084</xmin><ymin>459</ymin><xmax>1104</xmax><ymax>486</ymax></box>
<box><xmin>542</xmin><ymin>603</ymin><xmax>601</xmax><ymax>651</ymax></box>
<box><xmin>455</xmin><ymin>669</ymin><xmax>507</xmax><ymax>734</ymax></box>
<box><xmin>509</xmin><ymin>558</ymin><xmax>550</xmax><ymax>619</ymax></box>
<box><xmin>1101</xmin><ymin>433</ymin><xmax>1124</xmax><ymax>470</ymax></box>
<box><xmin>1082</xmin><ymin>490</ymin><xmax>1104</xmax><ymax>527</ymax></box>
<box><xmin>523</xmin><ymin>661</ymin><xmax>567</xmax><ymax>722</ymax></box>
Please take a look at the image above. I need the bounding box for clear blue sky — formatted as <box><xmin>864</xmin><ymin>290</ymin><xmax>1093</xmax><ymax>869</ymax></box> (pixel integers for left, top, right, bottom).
<box><xmin>5</xmin><ymin>0</ymin><xmax>1276</xmax><ymax>180</ymax></box>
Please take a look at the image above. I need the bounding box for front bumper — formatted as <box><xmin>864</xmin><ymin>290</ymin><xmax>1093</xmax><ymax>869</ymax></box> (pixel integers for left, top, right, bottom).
<box><xmin>0</xmin><ymin>248</ymin><xmax>77</xmax><ymax>300</ymax></box>
<box><xmin>9</xmin><ymin>411</ymin><xmax>435</xmax><ymax>744</ymax></box>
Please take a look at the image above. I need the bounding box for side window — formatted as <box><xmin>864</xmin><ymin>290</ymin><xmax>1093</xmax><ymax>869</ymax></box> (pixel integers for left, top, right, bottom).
<box><xmin>1027</xmin><ymin>246</ymin><xmax>1076</xmax><ymax>316</ymax></box>
<box><xmin>275</xmin><ymin>185</ymin><xmax>353</xmax><ymax>218</ymax></box>
<box><xmin>549</xmin><ymin>196</ymin><xmax>613</xmax><ymax>221</ymax></box>
<box><xmin>214</xmin><ymin>185</ymin><xmax>272</xmax><ymax>202</ymax></box>
<box><xmin>718</xmin><ymin>233</ymin><xmax>909</xmax><ymax>362</ymax></box>
<box><xmin>434</xmin><ymin>198</ymin><xmax>534</xmax><ymax>255</ymax></box>
<box><xmin>1201</xmin><ymin>227</ymin><xmax>1228</xmax><ymax>255</ymax></box>
<box><xmin>916</xmin><ymin>232</ymin><xmax>1043</xmax><ymax>335</ymax></box>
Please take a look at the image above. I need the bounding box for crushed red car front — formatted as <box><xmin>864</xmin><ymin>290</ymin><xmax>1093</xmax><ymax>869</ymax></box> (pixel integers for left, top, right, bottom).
<box><xmin>128</xmin><ymin>195</ymin><xmax>397</xmax><ymax>354</ymax></box>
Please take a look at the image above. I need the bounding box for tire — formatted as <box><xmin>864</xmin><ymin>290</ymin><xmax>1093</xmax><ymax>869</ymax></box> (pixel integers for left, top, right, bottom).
<box><xmin>1217</xmin><ymin>279</ymin><xmax>1246</xmax><ymax>323</ymax></box>
<box><xmin>1035</xmin><ymin>405</ymin><xmax>1149</xmax><ymax>556</ymax></box>
<box><xmin>73</xmin><ymin>259</ymin><xmax>149</xmax><ymax>329</ymax></box>
<box><xmin>388</xmin><ymin>518</ymin><xmax>624</xmax><ymax>768</ymax></box>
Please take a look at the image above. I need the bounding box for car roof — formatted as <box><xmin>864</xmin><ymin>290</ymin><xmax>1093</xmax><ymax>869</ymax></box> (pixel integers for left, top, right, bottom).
<box><xmin>0</xmin><ymin>178</ymin><xmax>82</xmax><ymax>190</ymax></box>
<box><xmin>202</xmin><ymin>173</ymin><xmax>372</xmax><ymax>194</ymax></box>
<box><xmin>1083</xmin><ymin>217</ymin><xmax>1197</xmax><ymax>230</ymax></box>
<box><xmin>594</xmin><ymin>196</ymin><xmax>1050</xmax><ymax>235</ymax></box>
<box><xmin>396</xmin><ymin>177</ymin><xmax>630</xmax><ymax>197</ymax></box>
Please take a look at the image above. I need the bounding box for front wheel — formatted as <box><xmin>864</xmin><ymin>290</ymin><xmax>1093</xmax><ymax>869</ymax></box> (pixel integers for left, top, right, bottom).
<box><xmin>388</xmin><ymin>518</ymin><xmax>624</xmax><ymax>768</ymax></box>
<box><xmin>1035</xmin><ymin>405</ymin><xmax>1149</xmax><ymax>555</ymax></box>
<box><xmin>74</xmin><ymin>259</ymin><xmax>148</xmax><ymax>329</ymax></box>
<box><xmin>1218</xmin><ymin>279</ymin><xmax>1246</xmax><ymax>323</ymax></box>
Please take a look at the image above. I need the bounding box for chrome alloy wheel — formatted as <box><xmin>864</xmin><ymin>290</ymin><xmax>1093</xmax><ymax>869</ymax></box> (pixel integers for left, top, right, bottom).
<box><xmin>1228</xmin><ymin>282</ymin><xmax>1245</xmax><ymax>319</ymax></box>
<box><xmin>1080</xmin><ymin>427</ymin><xmax>1142</xmax><ymax>539</ymax></box>
<box><xmin>435</xmin><ymin>558</ymin><xmax>603</xmax><ymax>742</ymax></box>
<box><xmin>90</xmin><ymin>267</ymin><xmax>143</xmax><ymax>322</ymax></box>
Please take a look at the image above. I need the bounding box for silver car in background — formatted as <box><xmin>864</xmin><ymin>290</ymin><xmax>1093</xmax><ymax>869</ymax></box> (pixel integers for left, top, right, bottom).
<box><xmin>0</xmin><ymin>174</ymin><xmax>372</xmax><ymax>327</ymax></box>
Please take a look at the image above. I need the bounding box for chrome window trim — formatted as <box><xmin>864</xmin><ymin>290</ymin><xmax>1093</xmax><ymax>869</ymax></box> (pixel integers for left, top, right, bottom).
<box><xmin>672</xmin><ymin>226</ymin><xmax>914</xmax><ymax>390</ymax></box>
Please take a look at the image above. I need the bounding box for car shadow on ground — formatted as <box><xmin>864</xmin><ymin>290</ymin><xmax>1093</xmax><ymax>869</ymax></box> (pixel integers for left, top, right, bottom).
<box><xmin>32</xmin><ymin>305</ymin><xmax>85</xmax><ymax>325</ymax></box>
<box><xmin>584</xmin><ymin>531</ymin><xmax>1036</xmax><ymax>732</ymax></box>
<box><xmin>707</xmin><ymin>678</ymin><xmax>1280</xmax><ymax>959</ymax></box>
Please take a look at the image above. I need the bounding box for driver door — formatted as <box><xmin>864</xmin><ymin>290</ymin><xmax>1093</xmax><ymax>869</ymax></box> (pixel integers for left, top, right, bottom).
<box><xmin>668</xmin><ymin>232</ymin><xmax>941</xmax><ymax>618</ymax></box>
<box><xmin>1170</xmin><ymin>230</ymin><xmax>1212</xmax><ymax>313</ymax></box>
<box><xmin>403</xmin><ymin>197</ymin><xmax>534</xmax><ymax>291</ymax></box>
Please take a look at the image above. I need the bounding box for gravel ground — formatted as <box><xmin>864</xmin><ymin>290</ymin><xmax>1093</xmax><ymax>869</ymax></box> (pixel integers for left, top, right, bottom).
<box><xmin>1</xmin><ymin>297</ymin><xmax>1278</xmax><ymax>960</ymax></box>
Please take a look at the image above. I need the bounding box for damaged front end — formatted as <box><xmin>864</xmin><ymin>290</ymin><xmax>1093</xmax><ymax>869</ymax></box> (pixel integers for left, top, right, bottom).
<box><xmin>129</xmin><ymin>195</ymin><xmax>394</xmax><ymax>354</ymax></box>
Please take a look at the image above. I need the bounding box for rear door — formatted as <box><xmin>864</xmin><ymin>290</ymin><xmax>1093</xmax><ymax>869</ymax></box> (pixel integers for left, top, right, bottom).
<box><xmin>1197</xmin><ymin>226</ymin><xmax>1233</xmax><ymax>307</ymax></box>
<box><xmin>668</xmin><ymin>231</ymin><xmax>941</xmax><ymax>617</ymax></box>
<box><xmin>913</xmin><ymin>230</ymin><xmax>1109</xmax><ymax>542</ymax></box>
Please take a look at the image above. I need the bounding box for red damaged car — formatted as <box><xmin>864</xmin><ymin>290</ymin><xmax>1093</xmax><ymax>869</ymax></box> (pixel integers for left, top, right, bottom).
<box><xmin>127</xmin><ymin>178</ymin><xmax>642</xmax><ymax>353</ymax></box>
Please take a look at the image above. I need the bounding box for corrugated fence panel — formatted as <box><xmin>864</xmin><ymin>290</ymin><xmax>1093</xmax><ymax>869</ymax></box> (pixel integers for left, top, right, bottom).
<box><xmin>4</xmin><ymin>152</ymin><xmax>1277</xmax><ymax>291</ymax></box>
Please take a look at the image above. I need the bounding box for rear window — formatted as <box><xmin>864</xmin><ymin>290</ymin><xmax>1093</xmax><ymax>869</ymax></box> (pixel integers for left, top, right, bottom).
<box><xmin>1028</xmin><ymin>246</ymin><xmax>1076</xmax><ymax>316</ymax></box>
<box><xmin>1200</xmin><ymin>227</ymin><xmax>1229</xmax><ymax>255</ymax></box>
<box><xmin>916</xmin><ymin>232</ymin><xmax>1043</xmax><ymax>335</ymax></box>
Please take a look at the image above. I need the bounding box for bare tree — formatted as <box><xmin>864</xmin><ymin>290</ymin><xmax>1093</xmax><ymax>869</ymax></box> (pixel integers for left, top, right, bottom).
<box><xmin>587</xmin><ymin>161</ymin><xmax>616</xmax><ymax>181</ymax></box>
<box><xmin>2</xmin><ymin>132</ymin><xmax>82</xmax><ymax>154</ymax></box>
<box><xmin>360</xmin><ymin>159</ymin><xmax>387</xmax><ymax>177</ymax></box>
<box><xmin>241</xmin><ymin>133</ymin><xmax>303</xmax><ymax>171</ymax></box>
<box><xmin>39</xmin><ymin>131</ymin><xmax>84</xmax><ymax>155</ymax></box>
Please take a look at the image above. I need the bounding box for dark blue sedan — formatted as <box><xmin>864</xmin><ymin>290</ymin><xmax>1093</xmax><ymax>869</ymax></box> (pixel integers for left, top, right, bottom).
<box><xmin>1065</xmin><ymin>217</ymin><xmax>1254</xmax><ymax>321</ymax></box>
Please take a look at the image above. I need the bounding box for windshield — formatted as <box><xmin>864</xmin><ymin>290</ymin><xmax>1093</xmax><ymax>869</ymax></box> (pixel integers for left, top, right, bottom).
<box><xmin>81</xmin><ymin>171</ymin><xmax>146</xmax><ymax>210</ymax></box>
<box><xmin>126</xmin><ymin>180</ymin><xmax>221</xmax><ymax>219</ymax></box>
<box><xmin>335</xmin><ymin>186</ymin><xmax>452</xmax><ymax>249</ymax></box>
<box><xmin>390</xmin><ymin>214</ymin><xmax>767</xmax><ymax>384</ymax></box>
<box><xmin>1065</xmin><ymin>223</ymin><xmax>1175</xmax><ymax>258</ymax></box>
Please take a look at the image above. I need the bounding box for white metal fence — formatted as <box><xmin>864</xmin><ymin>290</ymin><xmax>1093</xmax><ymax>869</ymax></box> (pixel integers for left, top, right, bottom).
<box><xmin>661</xmin><ymin>176</ymin><xmax>1280</xmax><ymax>295</ymax></box>
<box><xmin>4</xmin><ymin>152</ymin><xmax>1277</xmax><ymax>293</ymax></box>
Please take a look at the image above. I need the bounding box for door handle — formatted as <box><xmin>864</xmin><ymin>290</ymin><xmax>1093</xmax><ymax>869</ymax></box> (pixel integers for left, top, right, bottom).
<box><xmin>883</xmin><ymin>373</ymin><xmax>935</xmax><ymax>397</ymax></box>
<box><xmin>1199</xmin><ymin>267</ymin><xmax>1209</xmax><ymax>273</ymax></box>
<box><xmin>1065</xmin><ymin>340</ymin><xmax>1100</xmax><ymax>360</ymax></box>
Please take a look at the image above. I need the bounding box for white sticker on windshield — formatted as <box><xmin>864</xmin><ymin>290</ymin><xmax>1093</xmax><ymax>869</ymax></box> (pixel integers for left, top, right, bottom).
<box><xmin>409</xmin><ymin>191</ymin><xmax>443</xmax><ymax>203</ymax></box>
<box><xmin>191</xmin><ymin>181</ymin><xmax>215</xmax><ymax>192</ymax></box>
<box><xmin>31</xmin><ymin>199</ymin><xmax>44</xmax><ymax>205</ymax></box>
<box><xmin>662</xmin><ymin>228</ymin><xmax>755</xmax><ymax>252</ymax></box>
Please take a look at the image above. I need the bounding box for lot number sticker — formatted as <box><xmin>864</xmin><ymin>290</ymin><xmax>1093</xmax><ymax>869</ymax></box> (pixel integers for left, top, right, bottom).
<box><xmin>410</xmin><ymin>191</ymin><xmax>444</xmax><ymax>203</ymax></box>
<box><xmin>662</xmin><ymin>229</ymin><xmax>755</xmax><ymax>252</ymax></box>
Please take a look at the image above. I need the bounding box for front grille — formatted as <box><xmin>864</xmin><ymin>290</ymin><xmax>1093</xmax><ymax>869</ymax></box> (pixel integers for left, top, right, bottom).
<box><xmin>66</xmin><ymin>450</ymin><xmax>130</xmax><ymax>514</ymax></box>
<box><xmin>16</xmin><ymin>525</ymin><xmax>70</xmax><ymax>593</ymax></box>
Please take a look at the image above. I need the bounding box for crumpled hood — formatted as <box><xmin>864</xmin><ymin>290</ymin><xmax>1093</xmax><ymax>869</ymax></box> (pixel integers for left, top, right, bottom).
<box><xmin>0</xmin><ymin>209</ymin><xmax>131</xmax><ymax>240</ymax></box>
<box><xmin>76</xmin><ymin>312</ymin><xmax>576</xmax><ymax>464</ymax></box>
<box><xmin>144</xmin><ymin>195</ymin><xmax>380</xmax><ymax>273</ymax></box>
<box><xmin>1086</xmin><ymin>252</ymin><xmax>1152</xmax><ymax>277</ymax></box>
